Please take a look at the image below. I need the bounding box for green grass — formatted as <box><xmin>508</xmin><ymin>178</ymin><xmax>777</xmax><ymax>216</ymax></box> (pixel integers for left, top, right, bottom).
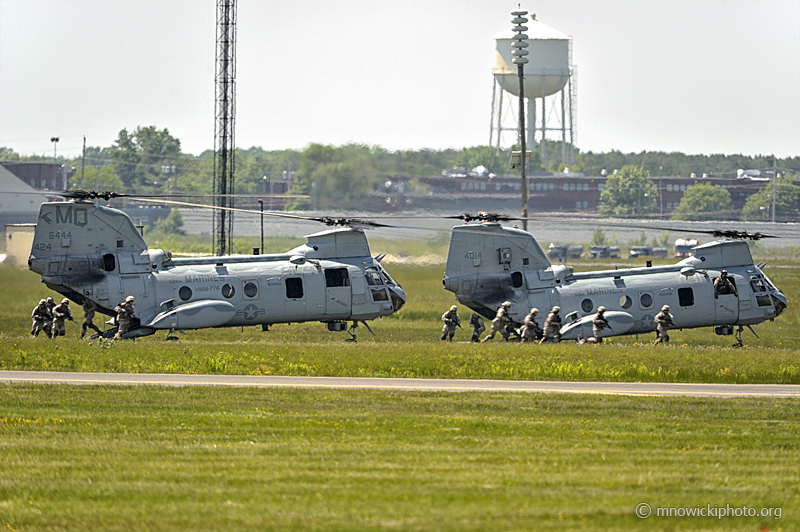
<box><xmin>1</xmin><ymin>261</ymin><xmax>799</xmax><ymax>383</ymax></box>
<box><xmin>1</xmin><ymin>384</ymin><xmax>797</xmax><ymax>531</ymax></box>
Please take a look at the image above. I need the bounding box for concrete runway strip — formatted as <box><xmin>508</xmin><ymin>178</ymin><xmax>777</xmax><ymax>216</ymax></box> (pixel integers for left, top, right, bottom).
<box><xmin>1</xmin><ymin>371</ymin><xmax>799</xmax><ymax>398</ymax></box>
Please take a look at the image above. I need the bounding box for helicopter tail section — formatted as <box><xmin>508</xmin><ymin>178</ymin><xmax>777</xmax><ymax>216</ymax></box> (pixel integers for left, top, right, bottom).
<box><xmin>443</xmin><ymin>222</ymin><xmax>552</xmax><ymax>319</ymax></box>
<box><xmin>29</xmin><ymin>201</ymin><xmax>148</xmax><ymax>277</ymax></box>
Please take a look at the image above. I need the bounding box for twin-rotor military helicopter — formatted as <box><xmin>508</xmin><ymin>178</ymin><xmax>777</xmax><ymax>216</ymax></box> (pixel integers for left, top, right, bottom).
<box><xmin>26</xmin><ymin>191</ymin><xmax>787</xmax><ymax>345</ymax></box>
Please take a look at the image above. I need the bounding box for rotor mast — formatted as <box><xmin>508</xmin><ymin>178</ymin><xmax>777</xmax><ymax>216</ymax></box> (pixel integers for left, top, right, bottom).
<box><xmin>213</xmin><ymin>0</ymin><xmax>237</xmax><ymax>256</ymax></box>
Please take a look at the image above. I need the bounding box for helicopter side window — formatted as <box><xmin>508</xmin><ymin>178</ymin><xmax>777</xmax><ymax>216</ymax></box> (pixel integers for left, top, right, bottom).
<box><xmin>179</xmin><ymin>286</ymin><xmax>192</xmax><ymax>301</ymax></box>
<box><xmin>102</xmin><ymin>253</ymin><xmax>116</xmax><ymax>272</ymax></box>
<box><xmin>371</xmin><ymin>288</ymin><xmax>389</xmax><ymax>302</ymax></box>
<box><xmin>581</xmin><ymin>299</ymin><xmax>593</xmax><ymax>313</ymax></box>
<box><xmin>222</xmin><ymin>284</ymin><xmax>235</xmax><ymax>298</ymax></box>
<box><xmin>244</xmin><ymin>282</ymin><xmax>258</xmax><ymax>298</ymax></box>
<box><xmin>510</xmin><ymin>271</ymin><xmax>523</xmax><ymax>288</ymax></box>
<box><xmin>639</xmin><ymin>293</ymin><xmax>653</xmax><ymax>309</ymax></box>
<box><xmin>678</xmin><ymin>287</ymin><xmax>694</xmax><ymax>307</ymax></box>
<box><xmin>325</xmin><ymin>268</ymin><xmax>350</xmax><ymax>288</ymax></box>
<box><xmin>285</xmin><ymin>278</ymin><xmax>304</xmax><ymax>299</ymax></box>
<box><xmin>619</xmin><ymin>295</ymin><xmax>632</xmax><ymax>309</ymax></box>
<box><xmin>756</xmin><ymin>294</ymin><xmax>772</xmax><ymax>307</ymax></box>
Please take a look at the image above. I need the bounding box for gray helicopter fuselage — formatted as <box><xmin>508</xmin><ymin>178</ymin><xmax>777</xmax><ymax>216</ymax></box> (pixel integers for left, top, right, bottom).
<box><xmin>443</xmin><ymin>223</ymin><xmax>786</xmax><ymax>339</ymax></box>
<box><xmin>28</xmin><ymin>200</ymin><xmax>405</xmax><ymax>338</ymax></box>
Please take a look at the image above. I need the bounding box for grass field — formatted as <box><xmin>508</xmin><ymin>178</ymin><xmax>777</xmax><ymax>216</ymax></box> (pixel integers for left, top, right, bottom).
<box><xmin>1</xmin><ymin>240</ymin><xmax>798</xmax><ymax>531</ymax></box>
<box><xmin>1</xmin><ymin>384</ymin><xmax>797</xmax><ymax>531</ymax></box>
<box><xmin>0</xmin><ymin>256</ymin><xmax>798</xmax><ymax>383</ymax></box>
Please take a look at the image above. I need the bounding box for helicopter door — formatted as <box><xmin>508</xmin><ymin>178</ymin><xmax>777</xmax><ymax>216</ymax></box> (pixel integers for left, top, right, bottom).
<box><xmin>713</xmin><ymin>276</ymin><xmax>739</xmax><ymax>325</ymax></box>
<box><xmin>324</xmin><ymin>267</ymin><xmax>352</xmax><ymax>319</ymax></box>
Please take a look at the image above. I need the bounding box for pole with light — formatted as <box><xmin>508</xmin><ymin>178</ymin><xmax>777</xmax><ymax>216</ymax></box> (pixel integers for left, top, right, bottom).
<box><xmin>511</xmin><ymin>9</ymin><xmax>529</xmax><ymax>231</ymax></box>
<box><xmin>257</xmin><ymin>199</ymin><xmax>264</xmax><ymax>255</ymax></box>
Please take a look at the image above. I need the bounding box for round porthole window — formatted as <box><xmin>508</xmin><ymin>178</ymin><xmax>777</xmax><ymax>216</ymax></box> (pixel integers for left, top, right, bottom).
<box><xmin>640</xmin><ymin>293</ymin><xmax>653</xmax><ymax>308</ymax></box>
<box><xmin>222</xmin><ymin>284</ymin><xmax>235</xmax><ymax>298</ymax></box>
<box><xmin>179</xmin><ymin>286</ymin><xmax>192</xmax><ymax>301</ymax></box>
<box><xmin>620</xmin><ymin>295</ymin><xmax>633</xmax><ymax>309</ymax></box>
<box><xmin>244</xmin><ymin>282</ymin><xmax>258</xmax><ymax>298</ymax></box>
<box><xmin>581</xmin><ymin>298</ymin><xmax>593</xmax><ymax>313</ymax></box>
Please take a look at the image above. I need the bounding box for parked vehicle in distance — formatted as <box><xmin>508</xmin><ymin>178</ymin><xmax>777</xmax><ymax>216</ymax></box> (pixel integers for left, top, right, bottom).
<box><xmin>674</xmin><ymin>238</ymin><xmax>699</xmax><ymax>258</ymax></box>
<box><xmin>629</xmin><ymin>246</ymin><xmax>651</xmax><ymax>258</ymax></box>
<box><xmin>652</xmin><ymin>247</ymin><xmax>669</xmax><ymax>258</ymax></box>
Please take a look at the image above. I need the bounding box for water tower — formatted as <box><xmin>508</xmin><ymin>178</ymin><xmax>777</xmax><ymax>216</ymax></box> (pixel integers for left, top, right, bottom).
<box><xmin>489</xmin><ymin>15</ymin><xmax>576</xmax><ymax>168</ymax></box>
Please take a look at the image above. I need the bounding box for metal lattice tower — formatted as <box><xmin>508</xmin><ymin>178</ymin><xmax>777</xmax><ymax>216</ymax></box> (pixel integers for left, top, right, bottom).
<box><xmin>213</xmin><ymin>0</ymin><xmax>237</xmax><ymax>256</ymax></box>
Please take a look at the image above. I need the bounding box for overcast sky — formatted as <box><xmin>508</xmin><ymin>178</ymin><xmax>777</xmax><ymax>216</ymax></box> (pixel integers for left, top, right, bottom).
<box><xmin>1</xmin><ymin>0</ymin><xmax>798</xmax><ymax>161</ymax></box>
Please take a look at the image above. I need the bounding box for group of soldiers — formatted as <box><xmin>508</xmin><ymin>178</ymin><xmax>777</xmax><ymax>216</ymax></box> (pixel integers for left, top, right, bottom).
<box><xmin>442</xmin><ymin>301</ymin><xmax>676</xmax><ymax>345</ymax></box>
<box><xmin>30</xmin><ymin>295</ymin><xmax>136</xmax><ymax>340</ymax></box>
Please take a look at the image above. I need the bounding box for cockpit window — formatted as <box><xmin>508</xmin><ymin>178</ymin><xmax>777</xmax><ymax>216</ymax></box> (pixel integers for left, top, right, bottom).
<box><xmin>365</xmin><ymin>267</ymin><xmax>384</xmax><ymax>286</ymax></box>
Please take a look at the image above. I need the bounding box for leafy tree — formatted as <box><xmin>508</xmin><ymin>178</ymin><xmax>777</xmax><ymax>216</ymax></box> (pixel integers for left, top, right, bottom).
<box><xmin>590</xmin><ymin>227</ymin><xmax>606</xmax><ymax>246</ymax></box>
<box><xmin>0</xmin><ymin>147</ymin><xmax>20</xmax><ymax>161</ymax></box>
<box><xmin>109</xmin><ymin>126</ymin><xmax>181</xmax><ymax>193</ymax></box>
<box><xmin>153</xmin><ymin>209</ymin><xmax>185</xmax><ymax>234</ymax></box>
<box><xmin>290</xmin><ymin>143</ymin><xmax>380</xmax><ymax>210</ymax></box>
<box><xmin>671</xmin><ymin>183</ymin><xmax>733</xmax><ymax>221</ymax></box>
<box><xmin>598</xmin><ymin>165</ymin><xmax>657</xmax><ymax>217</ymax></box>
<box><xmin>741</xmin><ymin>180</ymin><xmax>800</xmax><ymax>221</ymax></box>
<box><xmin>67</xmin><ymin>166</ymin><xmax>124</xmax><ymax>191</ymax></box>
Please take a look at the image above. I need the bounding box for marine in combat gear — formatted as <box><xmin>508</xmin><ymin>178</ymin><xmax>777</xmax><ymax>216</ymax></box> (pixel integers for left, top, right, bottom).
<box><xmin>51</xmin><ymin>298</ymin><xmax>73</xmax><ymax>338</ymax></box>
<box><xmin>481</xmin><ymin>301</ymin><xmax>512</xmax><ymax>343</ymax></box>
<box><xmin>584</xmin><ymin>306</ymin><xmax>611</xmax><ymax>344</ymax></box>
<box><xmin>654</xmin><ymin>305</ymin><xmax>674</xmax><ymax>345</ymax></box>
<box><xmin>31</xmin><ymin>299</ymin><xmax>51</xmax><ymax>337</ymax></box>
<box><xmin>539</xmin><ymin>306</ymin><xmax>562</xmax><ymax>344</ymax></box>
<box><xmin>114</xmin><ymin>296</ymin><xmax>136</xmax><ymax>340</ymax></box>
<box><xmin>441</xmin><ymin>305</ymin><xmax>461</xmax><ymax>342</ymax></box>
<box><xmin>81</xmin><ymin>298</ymin><xmax>103</xmax><ymax>339</ymax></box>
<box><xmin>519</xmin><ymin>308</ymin><xmax>542</xmax><ymax>342</ymax></box>
<box><xmin>714</xmin><ymin>270</ymin><xmax>738</xmax><ymax>298</ymax></box>
<box><xmin>468</xmin><ymin>313</ymin><xmax>485</xmax><ymax>342</ymax></box>
<box><xmin>42</xmin><ymin>296</ymin><xmax>56</xmax><ymax>338</ymax></box>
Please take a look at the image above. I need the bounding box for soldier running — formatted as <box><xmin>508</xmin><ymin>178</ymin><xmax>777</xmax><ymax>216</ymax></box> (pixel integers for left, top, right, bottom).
<box><xmin>113</xmin><ymin>296</ymin><xmax>136</xmax><ymax>340</ymax></box>
<box><xmin>654</xmin><ymin>305</ymin><xmax>674</xmax><ymax>345</ymax></box>
<box><xmin>42</xmin><ymin>296</ymin><xmax>56</xmax><ymax>338</ymax></box>
<box><xmin>714</xmin><ymin>270</ymin><xmax>738</xmax><ymax>298</ymax></box>
<box><xmin>520</xmin><ymin>308</ymin><xmax>542</xmax><ymax>342</ymax></box>
<box><xmin>31</xmin><ymin>299</ymin><xmax>51</xmax><ymax>337</ymax></box>
<box><xmin>585</xmin><ymin>306</ymin><xmax>611</xmax><ymax>344</ymax></box>
<box><xmin>51</xmin><ymin>298</ymin><xmax>73</xmax><ymax>338</ymax></box>
<box><xmin>81</xmin><ymin>298</ymin><xmax>103</xmax><ymax>339</ymax></box>
<box><xmin>481</xmin><ymin>301</ymin><xmax>512</xmax><ymax>342</ymax></box>
<box><xmin>468</xmin><ymin>312</ymin><xmax>485</xmax><ymax>343</ymax></box>
<box><xmin>440</xmin><ymin>305</ymin><xmax>461</xmax><ymax>342</ymax></box>
<box><xmin>539</xmin><ymin>306</ymin><xmax>562</xmax><ymax>344</ymax></box>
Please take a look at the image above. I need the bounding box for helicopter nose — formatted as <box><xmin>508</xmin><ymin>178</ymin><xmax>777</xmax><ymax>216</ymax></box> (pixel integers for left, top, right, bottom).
<box><xmin>389</xmin><ymin>286</ymin><xmax>406</xmax><ymax>312</ymax></box>
<box><xmin>772</xmin><ymin>292</ymin><xmax>787</xmax><ymax>317</ymax></box>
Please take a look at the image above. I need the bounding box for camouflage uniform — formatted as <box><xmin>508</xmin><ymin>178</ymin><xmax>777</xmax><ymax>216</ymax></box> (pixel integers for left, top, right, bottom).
<box><xmin>113</xmin><ymin>296</ymin><xmax>136</xmax><ymax>340</ymax></box>
<box><xmin>586</xmin><ymin>306</ymin><xmax>610</xmax><ymax>344</ymax></box>
<box><xmin>31</xmin><ymin>299</ymin><xmax>51</xmax><ymax>337</ymax></box>
<box><xmin>81</xmin><ymin>299</ymin><xmax>103</xmax><ymax>339</ymax></box>
<box><xmin>520</xmin><ymin>308</ymin><xmax>542</xmax><ymax>342</ymax></box>
<box><xmin>441</xmin><ymin>305</ymin><xmax>461</xmax><ymax>341</ymax></box>
<box><xmin>714</xmin><ymin>271</ymin><xmax>738</xmax><ymax>298</ymax></box>
<box><xmin>539</xmin><ymin>306</ymin><xmax>562</xmax><ymax>344</ymax></box>
<box><xmin>468</xmin><ymin>313</ymin><xmax>485</xmax><ymax>342</ymax></box>
<box><xmin>654</xmin><ymin>305</ymin><xmax>674</xmax><ymax>345</ymax></box>
<box><xmin>51</xmin><ymin>299</ymin><xmax>73</xmax><ymax>337</ymax></box>
<box><xmin>42</xmin><ymin>297</ymin><xmax>56</xmax><ymax>338</ymax></box>
<box><xmin>481</xmin><ymin>302</ymin><xmax>512</xmax><ymax>342</ymax></box>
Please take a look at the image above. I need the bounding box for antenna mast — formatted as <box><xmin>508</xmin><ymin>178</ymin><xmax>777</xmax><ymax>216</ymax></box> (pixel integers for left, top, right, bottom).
<box><xmin>213</xmin><ymin>0</ymin><xmax>237</xmax><ymax>255</ymax></box>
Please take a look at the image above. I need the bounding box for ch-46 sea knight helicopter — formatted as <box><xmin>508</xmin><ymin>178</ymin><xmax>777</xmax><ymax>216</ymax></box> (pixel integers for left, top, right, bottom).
<box><xmin>27</xmin><ymin>190</ymin><xmax>405</xmax><ymax>341</ymax></box>
<box><xmin>441</xmin><ymin>213</ymin><xmax>788</xmax><ymax>346</ymax></box>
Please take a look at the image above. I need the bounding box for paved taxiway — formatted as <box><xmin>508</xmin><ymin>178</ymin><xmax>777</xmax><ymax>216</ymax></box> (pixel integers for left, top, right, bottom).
<box><xmin>1</xmin><ymin>371</ymin><xmax>799</xmax><ymax>398</ymax></box>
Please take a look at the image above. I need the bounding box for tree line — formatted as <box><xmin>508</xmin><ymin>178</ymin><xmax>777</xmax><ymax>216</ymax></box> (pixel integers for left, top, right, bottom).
<box><xmin>2</xmin><ymin>126</ymin><xmax>798</xmax><ymax>220</ymax></box>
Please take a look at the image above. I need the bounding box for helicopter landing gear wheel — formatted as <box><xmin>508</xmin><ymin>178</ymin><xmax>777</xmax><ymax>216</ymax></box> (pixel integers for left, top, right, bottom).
<box><xmin>345</xmin><ymin>321</ymin><xmax>359</xmax><ymax>342</ymax></box>
<box><xmin>733</xmin><ymin>325</ymin><xmax>744</xmax><ymax>347</ymax></box>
